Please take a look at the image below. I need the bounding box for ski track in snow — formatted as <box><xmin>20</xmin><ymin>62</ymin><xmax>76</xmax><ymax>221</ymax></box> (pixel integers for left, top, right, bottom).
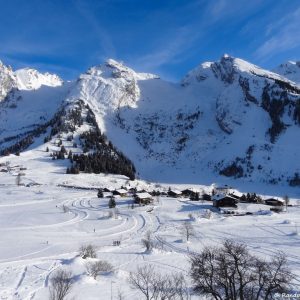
<box><xmin>0</xmin><ymin>168</ymin><xmax>299</xmax><ymax>299</ymax></box>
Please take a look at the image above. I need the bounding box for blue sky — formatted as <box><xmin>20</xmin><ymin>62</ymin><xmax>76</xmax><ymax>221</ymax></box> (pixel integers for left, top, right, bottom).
<box><xmin>0</xmin><ymin>0</ymin><xmax>300</xmax><ymax>81</ymax></box>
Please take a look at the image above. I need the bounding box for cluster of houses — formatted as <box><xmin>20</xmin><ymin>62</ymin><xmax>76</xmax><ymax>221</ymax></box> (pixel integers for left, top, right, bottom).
<box><xmin>98</xmin><ymin>186</ymin><xmax>155</xmax><ymax>205</ymax></box>
<box><xmin>98</xmin><ymin>185</ymin><xmax>286</xmax><ymax>212</ymax></box>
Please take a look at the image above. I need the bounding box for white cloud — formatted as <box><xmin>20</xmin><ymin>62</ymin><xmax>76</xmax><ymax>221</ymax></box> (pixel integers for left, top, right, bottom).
<box><xmin>256</xmin><ymin>8</ymin><xmax>300</xmax><ymax>58</ymax></box>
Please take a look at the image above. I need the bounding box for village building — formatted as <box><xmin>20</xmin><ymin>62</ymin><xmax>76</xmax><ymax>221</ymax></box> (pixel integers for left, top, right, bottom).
<box><xmin>201</xmin><ymin>193</ymin><xmax>212</xmax><ymax>201</ymax></box>
<box><xmin>103</xmin><ymin>192</ymin><xmax>113</xmax><ymax>198</ymax></box>
<box><xmin>264</xmin><ymin>198</ymin><xmax>284</xmax><ymax>206</ymax></box>
<box><xmin>113</xmin><ymin>188</ymin><xmax>128</xmax><ymax>197</ymax></box>
<box><xmin>228</xmin><ymin>190</ymin><xmax>243</xmax><ymax>201</ymax></box>
<box><xmin>167</xmin><ymin>189</ymin><xmax>182</xmax><ymax>198</ymax></box>
<box><xmin>134</xmin><ymin>192</ymin><xmax>153</xmax><ymax>205</ymax></box>
<box><xmin>213</xmin><ymin>194</ymin><xmax>238</xmax><ymax>208</ymax></box>
<box><xmin>181</xmin><ymin>188</ymin><xmax>199</xmax><ymax>198</ymax></box>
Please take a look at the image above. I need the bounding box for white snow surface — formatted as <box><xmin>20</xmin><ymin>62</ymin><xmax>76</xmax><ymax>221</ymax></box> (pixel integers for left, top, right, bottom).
<box><xmin>0</xmin><ymin>52</ymin><xmax>300</xmax><ymax>298</ymax></box>
<box><xmin>15</xmin><ymin>68</ymin><xmax>63</xmax><ymax>90</ymax></box>
<box><xmin>0</xmin><ymin>147</ymin><xmax>299</xmax><ymax>299</ymax></box>
<box><xmin>274</xmin><ymin>61</ymin><xmax>300</xmax><ymax>84</ymax></box>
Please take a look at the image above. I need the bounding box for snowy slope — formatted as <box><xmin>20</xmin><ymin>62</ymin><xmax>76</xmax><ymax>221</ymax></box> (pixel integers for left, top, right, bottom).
<box><xmin>0</xmin><ymin>55</ymin><xmax>300</xmax><ymax>187</ymax></box>
<box><xmin>65</xmin><ymin>55</ymin><xmax>299</xmax><ymax>186</ymax></box>
<box><xmin>0</xmin><ymin>61</ymin><xmax>16</xmax><ymax>101</ymax></box>
<box><xmin>0</xmin><ymin>61</ymin><xmax>63</xmax><ymax>101</ymax></box>
<box><xmin>15</xmin><ymin>68</ymin><xmax>63</xmax><ymax>90</ymax></box>
<box><xmin>273</xmin><ymin>61</ymin><xmax>300</xmax><ymax>84</ymax></box>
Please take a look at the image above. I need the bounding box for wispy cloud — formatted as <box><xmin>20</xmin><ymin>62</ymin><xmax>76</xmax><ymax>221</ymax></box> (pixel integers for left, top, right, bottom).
<box><xmin>256</xmin><ymin>8</ymin><xmax>300</xmax><ymax>59</ymax></box>
<box><xmin>132</xmin><ymin>26</ymin><xmax>198</xmax><ymax>72</ymax></box>
<box><xmin>74</xmin><ymin>0</ymin><xmax>116</xmax><ymax>61</ymax></box>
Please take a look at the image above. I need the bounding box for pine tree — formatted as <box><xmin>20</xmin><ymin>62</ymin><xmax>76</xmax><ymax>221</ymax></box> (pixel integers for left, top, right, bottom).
<box><xmin>108</xmin><ymin>197</ymin><xmax>116</xmax><ymax>208</ymax></box>
<box><xmin>97</xmin><ymin>189</ymin><xmax>103</xmax><ymax>198</ymax></box>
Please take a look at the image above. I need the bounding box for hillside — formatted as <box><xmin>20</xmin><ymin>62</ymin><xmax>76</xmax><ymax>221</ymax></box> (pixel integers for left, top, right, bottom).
<box><xmin>0</xmin><ymin>55</ymin><xmax>299</xmax><ymax>187</ymax></box>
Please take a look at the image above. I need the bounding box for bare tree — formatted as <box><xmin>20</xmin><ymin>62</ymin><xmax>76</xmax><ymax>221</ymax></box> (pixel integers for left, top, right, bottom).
<box><xmin>129</xmin><ymin>265</ymin><xmax>159</xmax><ymax>300</ymax></box>
<box><xmin>283</xmin><ymin>195</ymin><xmax>289</xmax><ymax>211</ymax></box>
<box><xmin>49</xmin><ymin>269</ymin><xmax>73</xmax><ymax>300</ymax></box>
<box><xmin>79</xmin><ymin>244</ymin><xmax>97</xmax><ymax>259</ymax></box>
<box><xmin>16</xmin><ymin>173</ymin><xmax>21</xmax><ymax>186</ymax></box>
<box><xmin>62</xmin><ymin>205</ymin><xmax>69</xmax><ymax>213</ymax></box>
<box><xmin>117</xmin><ymin>288</ymin><xmax>125</xmax><ymax>300</ymax></box>
<box><xmin>156</xmin><ymin>272</ymin><xmax>190</xmax><ymax>300</ymax></box>
<box><xmin>190</xmin><ymin>240</ymin><xmax>294</xmax><ymax>300</ymax></box>
<box><xmin>142</xmin><ymin>231</ymin><xmax>153</xmax><ymax>252</ymax></box>
<box><xmin>180</xmin><ymin>222</ymin><xmax>195</xmax><ymax>242</ymax></box>
<box><xmin>85</xmin><ymin>260</ymin><xmax>113</xmax><ymax>279</ymax></box>
<box><xmin>129</xmin><ymin>265</ymin><xmax>190</xmax><ymax>300</ymax></box>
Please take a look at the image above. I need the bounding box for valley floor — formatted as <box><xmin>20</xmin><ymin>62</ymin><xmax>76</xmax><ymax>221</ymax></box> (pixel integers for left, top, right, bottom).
<box><xmin>0</xmin><ymin>149</ymin><xmax>300</xmax><ymax>299</ymax></box>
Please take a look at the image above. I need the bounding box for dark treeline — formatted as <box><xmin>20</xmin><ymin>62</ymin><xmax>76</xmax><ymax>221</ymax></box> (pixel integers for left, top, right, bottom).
<box><xmin>67</xmin><ymin>128</ymin><xmax>135</xmax><ymax>180</ymax></box>
<box><xmin>0</xmin><ymin>105</ymin><xmax>67</xmax><ymax>156</ymax></box>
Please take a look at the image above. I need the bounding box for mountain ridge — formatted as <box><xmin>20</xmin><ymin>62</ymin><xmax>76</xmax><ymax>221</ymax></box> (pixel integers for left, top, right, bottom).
<box><xmin>0</xmin><ymin>55</ymin><xmax>299</xmax><ymax>186</ymax></box>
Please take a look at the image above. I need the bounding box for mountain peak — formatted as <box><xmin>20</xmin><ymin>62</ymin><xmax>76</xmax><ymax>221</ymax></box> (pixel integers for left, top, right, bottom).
<box><xmin>182</xmin><ymin>55</ymin><xmax>291</xmax><ymax>87</ymax></box>
<box><xmin>15</xmin><ymin>68</ymin><xmax>63</xmax><ymax>90</ymax></box>
<box><xmin>105</xmin><ymin>58</ymin><xmax>126</xmax><ymax>69</ymax></box>
<box><xmin>84</xmin><ymin>58</ymin><xmax>158</xmax><ymax>81</ymax></box>
<box><xmin>273</xmin><ymin>61</ymin><xmax>300</xmax><ymax>84</ymax></box>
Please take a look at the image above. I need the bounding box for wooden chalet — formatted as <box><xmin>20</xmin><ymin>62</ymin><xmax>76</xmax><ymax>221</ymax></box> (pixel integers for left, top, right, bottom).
<box><xmin>181</xmin><ymin>188</ymin><xmax>198</xmax><ymax>198</ymax></box>
<box><xmin>134</xmin><ymin>192</ymin><xmax>153</xmax><ymax>205</ymax></box>
<box><xmin>201</xmin><ymin>193</ymin><xmax>212</xmax><ymax>201</ymax></box>
<box><xmin>113</xmin><ymin>189</ymin><xmax>128</xmax><ymax>197</ymax></box>
<box><xmin>264</xmin><ymin>198</ymin><xmax>284</xmax><ymax>206</ymax></box>
<box><xmin>213</xmin><ymin>194</ymin><xmax>238</xmax><ymax>208</ymax></box>
<box><xmin>228</xmin><ymin>190</ymin><xmax>243</xmax><ymax>201</ymax></box>
<box><xmin>167</xmin><ymin>189</ymin><xmax>182</xmax><ymax>198</ymax></box>
<box><xmin>128</xmin><ymin>187</ymin><xmax>137</xmax><ymax>194</ymax></box>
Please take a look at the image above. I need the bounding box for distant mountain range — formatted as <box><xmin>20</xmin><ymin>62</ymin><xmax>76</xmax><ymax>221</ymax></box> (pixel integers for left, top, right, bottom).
<box><xmin>0</xmin><ymin>55</ymin><xmax>299</xmax><ymax>186</ymax></box>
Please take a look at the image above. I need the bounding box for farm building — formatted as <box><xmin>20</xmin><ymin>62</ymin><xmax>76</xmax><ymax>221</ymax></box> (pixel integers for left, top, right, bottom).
<box><xmin>167</xmin><ymin>189</ymin><xmax>182</xmax><ymax>198</ymax></box>
<box><xmin>134</xmin><ymin>192</ymin><xmax>153</xmax><ymax>205</ymax></box>
<box><xmin>181</xmin><ymin>188</ymin><xmax>199</xmax><ymax>198</ymax></box>
<box><xmin>201</xmin><ymin>193</ymin><xmax>212</xmax><ymax>201</ymax></box>
<box><xmin>113</xmin><ymin>189</ymin><xmax>128</xmax><ymax>197</ymax></box>
<box><xmin>213</xmin><ymin>194</ymin><xmax>238</xmax><ymax>208</ymax></box>
<box><xmin>228</xmin><ymin>190</ymin><xmax>243</xmax><ymax>200</ymax></box>
<box><xmin>103</xmin><ymin>186</ymin><xmax>115</xmax><ymax>192</ymax></box>
<box><xmin>128</xmin><ymin>187</ymin><xmax>137</xmax><ymax>194</ymax></box>
<box><xmin>215</xmin><ymin>185</ymin><xmax>231</xmax><ymax>193</ymax></box>
<box><xmin>264</xmin><ymin>198</ymin><xmax>284</xmax><ymax>206</ymax></box>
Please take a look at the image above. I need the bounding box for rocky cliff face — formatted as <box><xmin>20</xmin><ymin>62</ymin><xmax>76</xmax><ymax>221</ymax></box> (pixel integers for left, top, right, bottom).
<box><xmin>0</xmin><ymin>61</ymin><xmax>16</xmax><ymax>101</ymax></box>
<box><xmin>0</xmin><ymin>56</ymin><xmax>299</xmax><ymax>185</ymax></box>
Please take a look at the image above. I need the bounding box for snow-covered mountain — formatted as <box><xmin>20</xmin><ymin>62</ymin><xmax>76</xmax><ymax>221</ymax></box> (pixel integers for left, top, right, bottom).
<box><xmin>0</xmin><ymin>61</ymin><xmax>63</xmax><ymax>101</ymax></box>
<box><xmin>15</xmin><ymin>68</ymin><xmax>63</xmax><ymax>90</ymax></box>
<box><xmin>0</xmin><ymin>61</ymin><xmax>16</xmax><ymax>101</ymax></box>
<box><xmin>274</xmin><ymin>61</ymin><xmax>300</xmax><ymax>84</ymax></box>
<box><xmin>0</xmin><ymin>56</ymin><xmax>299</xmax><ymax>186</ymax></box>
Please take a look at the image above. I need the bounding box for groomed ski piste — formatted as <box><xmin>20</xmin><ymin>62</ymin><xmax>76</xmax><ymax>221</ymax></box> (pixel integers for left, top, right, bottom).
<box><xmin>0</xmin><ymin>143</ymin><xmax>300</xmax><ymax>299</ymax></box>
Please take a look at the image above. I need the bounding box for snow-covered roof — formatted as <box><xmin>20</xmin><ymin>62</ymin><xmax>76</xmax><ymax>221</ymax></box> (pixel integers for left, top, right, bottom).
<box><xmin>116</xmin><ymin>189</ymin><xmax>127</xmax><ymax>194</ymax></box>
<box><xmin>135</xmin><ymin>192</ymin><xmax>152</xmax><ymax>199</ymax></box>
<box><xmin>212</xmin><ymin>193</ymin><xmax>236</xmax><ymax>201</ymax></box>
<box><xmin>228</xmin><ymin>190</ymin><xmax>243</xmax><ymax>197</ymax></box>
<box><xmin>265</xmin><ymin>198</ymin><xmax>285</xmax><ymax>203</ymax></box>
<box><xmin>182</xmin><ymin>188</ymin><xmax>198</xmax><ymax>193</ymax></box>
<box><xmin>170</xmin><ymin>189</ymin><xmax>182</xmax><ymax>195</ymax></box>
